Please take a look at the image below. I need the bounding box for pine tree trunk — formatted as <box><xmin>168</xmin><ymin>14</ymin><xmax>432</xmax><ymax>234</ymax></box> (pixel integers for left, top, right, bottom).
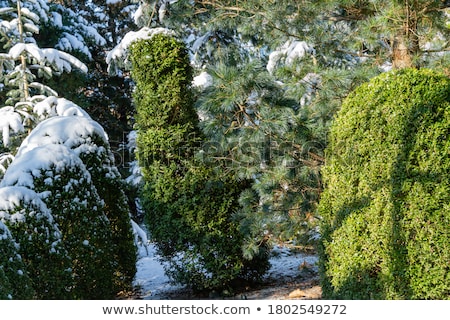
<box><xmin>392</xmin><ymin>1</ymin><xmax>420</xmax><ymax>69</ymax></box>
<box><xmin>392</xmin><ymin>34</ymin><xmax>413</xmax><ymax>69</ymax></box>
<box><xmin>16</xmin><ymin>1</ymin><xmax>29</xmax><ymax>100</ymax></box>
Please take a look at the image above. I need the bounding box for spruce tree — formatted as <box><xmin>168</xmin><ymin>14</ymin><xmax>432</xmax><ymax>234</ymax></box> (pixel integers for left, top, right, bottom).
<box><xmin>0</xmin><ymin>0</ymin><xmax>89</xmax><ymax>151</ymax></box>
<box><xmin>37</xmin><ymin>0</ymin><xmax>137</xmax><ymax>147</ymax></box>
<box><xmin>131</xmin><ymin>33</ymin><xmax>269</xmax><ymax>291</ymax></box>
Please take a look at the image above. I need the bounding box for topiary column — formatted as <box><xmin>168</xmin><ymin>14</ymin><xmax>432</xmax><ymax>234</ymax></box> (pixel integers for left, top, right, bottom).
<box><xmin>130</xmin><ymin>33</ymin><xmax>269</xmax><ymax>291</ymax></box>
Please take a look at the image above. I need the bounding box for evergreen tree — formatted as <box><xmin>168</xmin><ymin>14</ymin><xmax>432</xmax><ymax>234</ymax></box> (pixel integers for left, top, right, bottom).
<box><xmin>131</xmin><ymin>33</ymin><xmax>269</xmax><ymax>291</ymax></box>
<box><xmin>41</xmin><ymin>0</ymin><xmax>139</xmax><ymax>161</ymax></box>
<box><xmin>0</xmin><ymin>0</ymin><xmax>89</xmax><ymax>152</ymax></box>
<box><xmin>15</xmin><ymin>113</ymin><xmax>137</xmax><ymax>295</ymax></box>
<box><xmin>197</xmin><ymin>60</ymin><xmax>321</xmax><ymax>250</ymax></box>
<box><xmin>1</xmin><ymin>143</ymin><xmax>116</xmax><ymax>299</ymax></box>
<box><xmin>0</xmin><ymin>0</ymin><xmax>137</xmax><ymax>298</ymax></box>
<box><xmin>321</xmin><ymin>0</ymin><xmax>450</xmax><ymax>69</ymax></box>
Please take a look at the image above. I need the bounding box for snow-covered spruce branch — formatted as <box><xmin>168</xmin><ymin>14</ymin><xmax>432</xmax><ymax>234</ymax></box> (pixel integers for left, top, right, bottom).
<box><xmin>7</xmin><ymin>43</ymin><xmax>88</xmax><ymax>74</ymax></box>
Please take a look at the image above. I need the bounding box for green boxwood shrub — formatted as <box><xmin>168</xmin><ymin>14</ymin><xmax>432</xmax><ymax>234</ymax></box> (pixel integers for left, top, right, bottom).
<box><xmin>0</xmin><ymin>220</ymin><xmax>35</xmax><ymax>299</ymax></box>
<box><xmin>130</xmin><ymin>33</ymin><xmax>269</xmax><ymax>291</ymax></box>
<box><xmin>1</xmin><ymin>143</ymin><xmax>116</xmax><ymax>299</ymax></box>
<box><xmin>16</xmin><ymin>115</ymin><xmax>137</xmax><ymax>294</ymax></box>
<box><xmin>318</xmin><ymin>68</ymin><xmax>450</xmax><ymax>299</ymax></box>
<box><xmin>0</xmin><ymin>186</ymin><xmax>72</xmax><ymax>299</ymax></box>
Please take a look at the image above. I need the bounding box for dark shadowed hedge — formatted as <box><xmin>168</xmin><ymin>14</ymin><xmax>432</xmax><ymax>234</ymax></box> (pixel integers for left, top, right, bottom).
<box><xmin>0</xmin><ymin>220</ymin><xmax>35</xmax><ymax>299</ymax></box>
<box><xmin>0</xmin><ymin>186</ymin><xmax>72</xmax><ymax>299</ymax></box>
<box><xmin>319</xmin><ymin>68</ymin><xmax>450</xmax><ymax>299</ymax></box>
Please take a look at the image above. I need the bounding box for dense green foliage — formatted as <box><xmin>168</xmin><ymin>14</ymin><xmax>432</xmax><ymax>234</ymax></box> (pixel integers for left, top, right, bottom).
<box><xmin>2</xmin><ymin>143</ymin><xmax>116</xmax><ymax>299</ymax></box>
<box><xmin>0</xmin><ymin>220</ymin><xmax>35</xmax><ymax>299</ymax></box>
<box><xmin>319</xmin><ymin>68</ymin><xmax>450</xmax><ymax>299</ymax></box>
<box><xmin>1</xmin><ymin>0</ymin><xmax>449</xmax><ymax>300</ymax></box>
<box><xmin>80</xmin><ymin>142</ymin><xmax>137</xmax><ymax>293</ymax></box>
<box><xmin>0</xmin><ymin>186</ymin><xmax>72</xmax><ymax>299</ymax></box>
<box><xmin>147</xmin><ymin>0</ymin><xmax>381</xmax><ymax>249</ymax></box>
<box><xmin>131</xmin><ymin>34</ymin><xmax>269</xmax><ymax>291</ymax></box>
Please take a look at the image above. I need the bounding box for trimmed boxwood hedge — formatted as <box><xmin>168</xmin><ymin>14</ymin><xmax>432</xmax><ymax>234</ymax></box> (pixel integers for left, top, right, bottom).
<box><xmin>0</xmin><ymin>220</ymin><xmax>35</xmax><ymax>299</ymax></box>
<box><xmin>318</xmin><ymin>68</ymin><xmax>450</xmax><ymax>299</ymax></box>
<box><xmin>1</xmin><ymin>144</ymin><xmax>116</xmax><ymax>299</ymax></box>
<box><xmin>0</xmin><ymin>186</ymin><xmax>72</xmax><ymax>299</ymax></box>
<box><xmin>16</xmin><ymin>115</ymin><xmax>137</xmax><ymax>294</ymax></box>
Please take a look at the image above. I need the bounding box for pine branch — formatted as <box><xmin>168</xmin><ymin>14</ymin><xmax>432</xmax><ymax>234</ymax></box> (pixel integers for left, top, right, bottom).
<box><xmin>197</xmin><ymin>0</ymin><xmax>304</xmax><ymax>39</ymax></box>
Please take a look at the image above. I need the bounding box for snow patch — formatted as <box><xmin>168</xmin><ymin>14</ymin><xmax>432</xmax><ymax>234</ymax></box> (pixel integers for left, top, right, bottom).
<box><xmin>0</xmin><ymin>107</ymin><xmax>25</xmax><ymax>147</ymax></box>
<box><xmin>267</xmin><ymin>40</ymin><xmax>315</xmax><ymax>74</ymax></box>
<box><xmin>41</xmin><ymin>48</ymin><xmax>88</xmax><ymax>73</ymax></box>
<box><xmin>51</xmin><ymin>12</ymin><xmax>63</xmax><ymax>28</ymax></box>
<box><xmin>58</xmin><ymin>32</ymin><xmax>91</xmax><ymax>58</ymax></box>
<box><xmin>0</xmin><ymin>186</ymin><xmax>49</xmax><ymax>216</ymax></box>
<box><xmin>33</xmin><ymin>97</ymin><xmax>91</xmax><ymax>119</ymax></box>
<box><xmin>193</xmin><ymin>71</ymin><xmax>213</xmax><ymax>89</ymax></box>
<box><xmin>8</xmin><ymin>43</ymin><xmax>44</xmax><ymax>61</ymax></box>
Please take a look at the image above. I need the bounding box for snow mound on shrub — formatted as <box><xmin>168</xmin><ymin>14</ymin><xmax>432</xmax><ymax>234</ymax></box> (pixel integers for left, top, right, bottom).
<box><xmin>0</xmin><ymin>186</ymin><xmax>52</xmax><ymax>224</ymax></box>
<box><xmin>16</xmin><ymin>116</ymin><xmax>109</xmax><ymax>158</ymax></box>
<box><xmin>1</xmin><ymin>144</ymin><xmax>91</xmax><ymax>189</ymax></box>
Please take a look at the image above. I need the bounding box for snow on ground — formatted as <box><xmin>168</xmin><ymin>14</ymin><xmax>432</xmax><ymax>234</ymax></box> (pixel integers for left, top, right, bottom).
<box><xmin>265</xmin><ymin>245</ymin><xmax>319</xmax><ymax>281</ymax></box>
<box><xmin>133</xmin><ymin>241</ymin><xmax>185</xmax><ymax>300</ymax></box>
<box><xmin>133</xmin><ymin>231</ymin><xmax>319</xmax><ymax>300</ymax></box>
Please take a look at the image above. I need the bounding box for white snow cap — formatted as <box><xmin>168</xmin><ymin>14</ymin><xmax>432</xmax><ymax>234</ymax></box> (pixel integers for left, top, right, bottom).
<box><xmin>16</xmin><ymin>116</ymin><xmax>109</xmax><ymax>158</ymax></box>
<box><xmin>0</xmin><ymin>107</ymin><xmax>25</xmax><ymax>147</ymax></box>
<box><xmin>106</xmin><ymin>27</ymin><xmax>176</xmax><ymax>74</ymax></box>
<box><xmin>8</xmin><ymin>43</ymin><xmax>44</xmax><ymax>61</ymax></box>
<box><xmin>7</xmin><ymin>44</ymin><xmax>88</xmax><ymax>74</ymax></box>
<box><xmin>0</xmin><ymin>218</ymin><xmax>14</xmax><ymax>242</ymax></box>
<box><xmin>33</xmin><ymin>96</ymin><xmax>91</xmax><ymax>119</ymax></box>
<box><xmin>193</xmin><ymin>71</ymin><xmax>213</xmax><ymax>89</ymax></box>
<box><xmin>41</xmin><ymin>48</ymin><xmax>88</xmax><ymax>74</ymax></box>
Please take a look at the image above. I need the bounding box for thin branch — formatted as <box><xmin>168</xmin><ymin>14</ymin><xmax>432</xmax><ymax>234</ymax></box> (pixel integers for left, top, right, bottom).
<box><xmin>17</xmin><ymin>0</ymin><xmax>29</xmax><ymax>101</ymax></box>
